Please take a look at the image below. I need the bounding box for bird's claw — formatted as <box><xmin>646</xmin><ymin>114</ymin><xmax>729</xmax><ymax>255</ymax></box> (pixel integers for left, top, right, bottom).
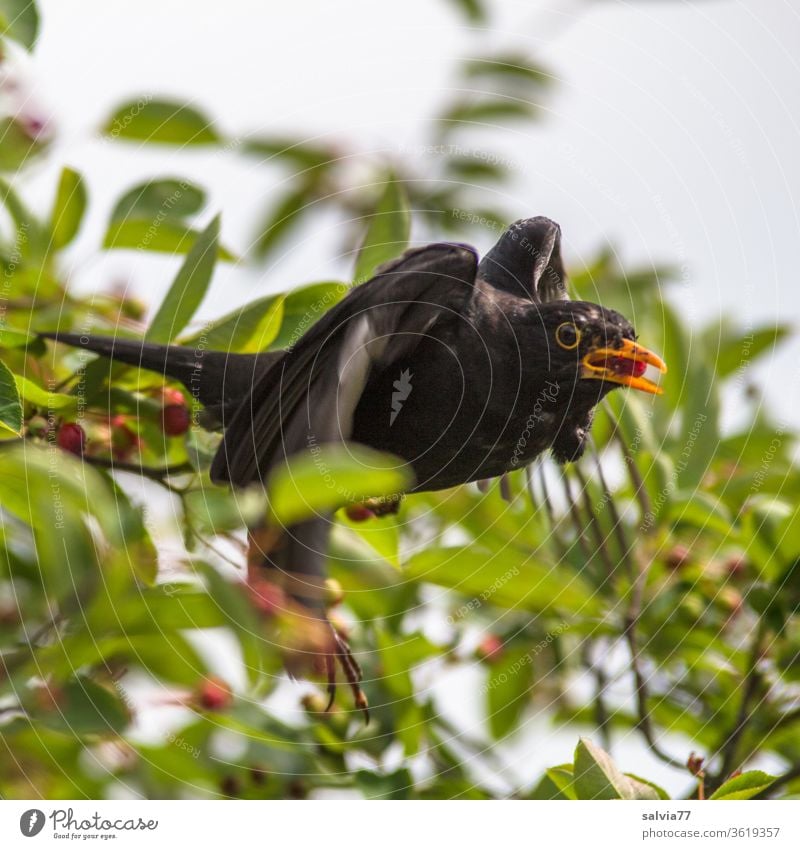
<box><xmin>325</xmin><ymin>620</ymin><xmax>369</xmax><ymax>723</ymax></box>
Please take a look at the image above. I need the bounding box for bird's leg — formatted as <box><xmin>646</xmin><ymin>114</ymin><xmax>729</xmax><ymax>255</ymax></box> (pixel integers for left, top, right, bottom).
<box><xmin>326</xmin><ymin>620</ymin><xmax>369</xmax><ymax>722</ymax></box>
<box><xmin>247</xmin><ymin>521</ymin><xmax>369</xmax><ymax>721</ymax></box>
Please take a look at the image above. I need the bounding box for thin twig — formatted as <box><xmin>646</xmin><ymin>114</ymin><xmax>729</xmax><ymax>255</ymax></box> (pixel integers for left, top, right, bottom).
<box><xmin>571</xmin><ymin>465</ymin><xmax>617</xmax><ymax>581</ymax></box>
<box><xmin>623</xmin><ymin>552</ymin><xmax>684</xmax><ymax>770</ymax></box>
<box><xmin>584</xmin><ymin>642</ymin><xmax>612</xmax><ymax>749</ymax></box>
<box><xmin>708</xmin><ymin>620</ymin><xmax>767</xmax><ymax>789</ymax></box>
<box><xmin>84</xmin><ymin>456</ymin><xmax>195</xmax><ymax>486</ymax></box>
<box><xmin>560</xmin><ymin>473</ymin><xmax>592</xmax><ymax>561</ymax></box>
<box><xmin>526</xmin><ymin>463</ymin><xmax>567</xmax><ymax>551</ymax></box>
<box><xmin>602</xmin><ymin>401</ymin><xmax>654</xmax><ymax>527</ymax></box>
<box><xmin>588</xmin><ymin>437</ymin><xmax>635</xmax><ymax>584</ymax></box>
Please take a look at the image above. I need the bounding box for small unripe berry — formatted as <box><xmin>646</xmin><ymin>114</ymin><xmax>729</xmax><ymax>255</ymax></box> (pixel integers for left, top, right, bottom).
<box><xmin>197</xmin><ymin>677</ymin><xmax>232</xmax><ymax>711</ymax></box>
<box><xmin>161</xmin><ymin>404</ymin><xmax>190</xmax><ymax>436</ymax></box>
<box><xmin>26</xmin><ymin>416</ymin><xmax>50</xmax><ymax>438</ymax></box>
<box><xmin>324</xmin><ymin>578</ymin><xmax>344</xmax><ymax>608</ymax></box>
<box><xmin>301</xmin><ymin>693</ymin><xmax>328</xmax><ymax>714</ymax></box>
<box><xmin>57</xmin><ymin>422</ymin><xmax>86</xmax><ymax>455</ymax></box>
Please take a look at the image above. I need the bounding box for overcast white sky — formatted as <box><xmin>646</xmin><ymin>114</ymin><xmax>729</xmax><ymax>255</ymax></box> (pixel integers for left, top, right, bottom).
<box><xmin>8</xmin><ymin>0</ymin><xmax>800</xmax><ymax>791</ymax></box>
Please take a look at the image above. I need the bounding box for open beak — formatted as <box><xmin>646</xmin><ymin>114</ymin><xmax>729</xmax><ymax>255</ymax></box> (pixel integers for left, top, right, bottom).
<box><xmin>581</xmin><ymin>338</ymin><xmax>667</xmax><ymax>395</ymax></box>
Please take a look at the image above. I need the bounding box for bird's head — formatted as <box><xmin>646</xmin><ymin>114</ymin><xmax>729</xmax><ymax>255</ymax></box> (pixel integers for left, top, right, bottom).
<box><xmin>533</xmin><ymin>300</ymin><xmax>667</xmax><ymax>396</ymax></box>
<box><xmin>477</xmin><ymin>216</ymin><xmax>667</xmax><ymax>398</ymax></box>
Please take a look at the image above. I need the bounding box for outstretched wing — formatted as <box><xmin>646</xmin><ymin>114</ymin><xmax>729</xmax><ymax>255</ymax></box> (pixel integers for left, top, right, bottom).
<box><xmin>210</xmin><ymin>243</ymin><xmax>479</xmax><ymax>487</ymax></box>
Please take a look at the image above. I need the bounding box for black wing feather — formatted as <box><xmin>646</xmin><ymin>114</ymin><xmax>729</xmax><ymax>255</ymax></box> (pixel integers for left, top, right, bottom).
<box><xmin>210</xmin><ymin>243</ymin><xmax>478</xmax><ymax>486</ymax></box>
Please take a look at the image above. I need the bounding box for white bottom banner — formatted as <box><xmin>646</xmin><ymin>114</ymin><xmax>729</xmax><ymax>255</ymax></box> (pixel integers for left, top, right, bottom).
<box><xmin>1</xmin><ymin>800</ymin><xmax>799</xmax><ymax>848</ymax></box>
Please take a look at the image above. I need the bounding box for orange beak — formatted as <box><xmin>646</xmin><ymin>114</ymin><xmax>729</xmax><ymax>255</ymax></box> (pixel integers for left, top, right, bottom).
<box><xmin>581</xmin><ymin>337</ymin><xmax>667</xmax><ymax>395</ymax></box>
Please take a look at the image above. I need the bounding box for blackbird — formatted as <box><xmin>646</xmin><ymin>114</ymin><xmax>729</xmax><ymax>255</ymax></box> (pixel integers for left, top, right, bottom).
<box><xmin>42</xmin><ymin>216</ymin><xmax>666</xmax><ymax>715</ymax></box>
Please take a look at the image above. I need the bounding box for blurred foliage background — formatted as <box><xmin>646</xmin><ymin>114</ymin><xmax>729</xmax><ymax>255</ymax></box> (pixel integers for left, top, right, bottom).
<box><xmin>1</xmin><ymin>0</ymin><xmax>799</xmax><ymax>801</ymax></box>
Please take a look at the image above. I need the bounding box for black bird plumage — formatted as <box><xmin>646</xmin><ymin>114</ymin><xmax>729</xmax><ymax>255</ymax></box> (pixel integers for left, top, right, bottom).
<box><xmin>42</xmin><ymin>217</ymin><xmax>665</xmax><ymax>714</ymax></box>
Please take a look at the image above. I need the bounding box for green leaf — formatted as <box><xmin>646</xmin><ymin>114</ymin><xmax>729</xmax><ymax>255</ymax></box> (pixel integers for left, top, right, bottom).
<box><xmin>33</xmin><ymin>675</ymin><xmax>131</xmax><ymax>736</ymax></box>
<box><xmin>543</xmin><ymin>766</ymin><xmax>577</xmax><ymax>799</ymax></box>
<box><xmin>240</xmin><ymin>137</ymin><xmax>334</xmax><ymax>171</ymax></box>
<box><xmin>463</xmin><ymin>54</ymin><xmax>550</xmax><ymax>87</ymax></box>
<box><xmin>0</xmin><ymin>172</ymin><xmax>33</xmax><ymax>227</ymax></box>
<box><xmin>267</xmin><ymin>444</ymin><xmax>413</xmax><ymax>527</ymax></box>
<box><xmin>0</xmin><ymin>0</ymin><xmax>39</xmax><ymax>49</ymax></box>
<box><xmin>624</xmin><ymin>773</ymin><xmax>670</xmax><ymax>800</ymax></box>
<box><xmin>713</xmin><ymin>323</ymin><xmax>792</xmax><ymax>378</ymax></box>
<box><xmin>183</xmin><ymin>488</ymin><xmax>264</xmax><ymax>536</ymax></box>
<box><xmin>102</xmin><ymin>98</ymin><xmax>219</xmax><ymax>145</ymax></box>
<box><xmin>102</xmin><ymin>218</ymin><xmax>235</xmax><ymax>260</ymax></box>
<box><xmin>353</xmin><ymin>180</ymin><xmax>411</xmax><ymax>283</ymax></box>
<box><xmin>486</xmin><ymin>647</ymin><xmax>534</xmax><ymax>738</ymax></box>
<box><xmin>438</xmin><ymin>99</ymin><xmax>536</xmax><ymax>134</ymax></box>
<box><xmin>180</xmin><ymin>294</ymin><xmax>284</xmax><ymax>353</ymax></box>
<box><xmin>668</xmin><ymin>492</ymin><xmax>733</xmax><ymax>537</ymax></box>
<box><xmin>443</xmin><ymin>156</ymin><xmax>509</xmax><ymax>183</ymax></box>
<box><xmin>573</xmin><ymin>738</ymin><xmax>660</xmax><ymax>800</ymax></box>
<box><xmin>110</xmin><ymin>178</ymin><xmax>206</xmax><ymax>224</ymax></box>
<box><xmin>0</xmin><ymin>116</ymin><xmax>46</xmax><ymax>172</ymax></box>
<box><xmin>404</xmin><ymin>545</ymin><xmax>601</xmax><ymax>617</ymax></box>
<box><xmin>253</xmin><ymin>182</ymin><xmax>318</xmax><ymax>260</ymax></box>
<box><xmin>145</xmin><ymin>215</ymin><xmax>219</xmax><ymax>343</ymax></box>
<box><xmin>674</xmin><ymin>352</ymin><xmax>720</xmax><ymax>490</ymax></box>
<box><xmin>14</xmin><ymin>373</ymin><xmax>77</xmax><ymax>411</ymax></box>
<box><xmin>267</xmin><ymin>281</ymin><xmax>349</xmax><ymax>350</ymax></box>
<box><xmin>0</xmin><ymin>326</ymin><xmax>34</xmax><ymax>348</ymax></box>
<box><xmin>0</xmin><ymin>358</ymin><xmax>23</xmax><ymax>435</ymax></box>
<box><xmin>444</xmin><ymin>0</ymin><xmax>486</xmax><ymax>24</ymax></box>
<box><xmin>339</xmin><ymin>511</ymin><xmax>400</xmax><ymax>568</ymax></box>
<box><xmin>49</xmin><ymin>166</ymin><xmax>87</xmax><ymax>249</ymax></box>
<box><xmin>709</xmin><ymin>770</ymin><xmax>776</xmax><ymax>800</ymax></box>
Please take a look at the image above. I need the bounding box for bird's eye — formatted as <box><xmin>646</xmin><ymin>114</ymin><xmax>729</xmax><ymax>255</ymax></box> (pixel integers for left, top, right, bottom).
<box><xmin>555</xmin><ymin>322</ymin><xmax>581</xmax><ymax>350</ymax></box>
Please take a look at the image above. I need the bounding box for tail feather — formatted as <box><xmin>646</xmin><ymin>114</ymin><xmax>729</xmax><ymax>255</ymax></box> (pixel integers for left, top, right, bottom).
<box><xmin>40</xmin><ymin>331</ymin><xmax>283</xmax><ymax>425</ymax></box>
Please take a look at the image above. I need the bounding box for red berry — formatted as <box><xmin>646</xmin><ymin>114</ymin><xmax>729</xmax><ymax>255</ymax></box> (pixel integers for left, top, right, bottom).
<box><xmin>724</xmin><ymin>555</ymin><xmax>748</xmax><ymax>578</ymax></box>
<box><xmin>162</xmin><ymin>387</ymin><xmax>186</xmax><ymax>406</ymax></box>
<box><xmin>665</xmin><ymin>545</ymin><xmax>691</xmax><ymax>571</ymax></box>
<box><xmin>197</xmin><ymin>677</ymin><xmax>232</xmax><ymax>711</ymax></box>
<box><xmin>344</xmin><ymin>503</ymin><xmax>375</xmax><ymax>522</ymax></box>
<box><xmin>56</xmin><ymin>422</ymin><xmax>86</xmax><ymax>455</ymax></box>
<box><xmin>110</xmin><ymin>415</ymin><xmax>140</xmax><ymax>457</ymax></box>
<box><xmin>219</xmin><ymin>776</ymin><xmax>240</xmax><ymax>797</ymax></box>
<box><xmin>247</xmin><ymin>579</ymin><xmax>286</xmax><ymax>617</ymax></box>
<box><xmin>161</xmin><ymin>404</ymin><xmax>190</xmax><ymax>436</ymax></box>
<box><xmin>477</xmin><ymin>635</ymin><xmax>504</xmax><ymax>663</ymax></box>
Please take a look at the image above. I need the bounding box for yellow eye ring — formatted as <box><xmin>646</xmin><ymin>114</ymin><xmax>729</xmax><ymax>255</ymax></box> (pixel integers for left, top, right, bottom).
<box><xmin>556</xmin><ymin>322</ymin><xmax>581</xmax><ymax>350</ymax></box>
